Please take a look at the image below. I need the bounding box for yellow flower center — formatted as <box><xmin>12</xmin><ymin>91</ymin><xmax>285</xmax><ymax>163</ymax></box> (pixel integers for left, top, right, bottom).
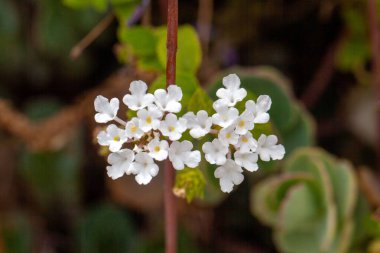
<box><xmin>242</xmin><ymin>136</ymin><xmax>248</xmax><ymax>143</ymax></box>
<box><xmin>168</xmin><ymin>126</ymin><xmax>175</xmax><ymax>132</ymax></box>
<box><xmin>238</xmin><ymin>120</ymin><xmax>245</xmax><ymax>127</ymax></box>
<box><xmin>226</xmin><ymin>133</ymin><xmax>231</xmax><ymax>139</ymax></box>
<box><xmin>131</xmin><ymin>125</ymin><xmax>138</xmax><ymax>133</ymax></box>
<box><xmin>146</xmin><ymin>116</ymin><xmax>152</xmax><ymax>124</ymax></box>
<box><xmin>113</xmin><ymin>136</ymin><xmax>120</xmax><ymax>141</ymax></box>
<box><xmin>154</xmin><ymin>146</ymin><xmax>161</xmax><ymax>152</ymax></box>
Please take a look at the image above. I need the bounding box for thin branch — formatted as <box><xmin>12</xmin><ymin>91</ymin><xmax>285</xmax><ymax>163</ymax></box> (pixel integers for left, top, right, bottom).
<box><xmin>301</xmin><ymin>31</ymin><xmax>346</xmax><ymax>108</ymax></box>
<box><xmin>127</xmin><ymin>0</ymin><xmax>151</xmax><ymax>27</ymax></box>
<box><xmin>368</xmin><ymin>0</ymin><xmax>380</xmax><ymax>171</ymax></box>
<box><xmin>0</xmin><ymin>68</ymin><xmax>155</xmax><ymax>151</ymax></box>
<box><xmin>165</xmin><ymin>0</ymin><xmax>178</xmax><ymax>253</ymax></box>
<box><xmin>70</xmin><ymin>13</ymin><xmax>114</xmax><ymax>60</ymax></box>
<box><xmin>197</xmin><ymin>0</ymin><xmax>213</xmax><ymax>57</ymax></box>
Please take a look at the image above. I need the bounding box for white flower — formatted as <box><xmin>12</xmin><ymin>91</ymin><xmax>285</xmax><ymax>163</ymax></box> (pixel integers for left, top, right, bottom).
<box><xmin>202</xmin><ymin>139</ymin><xmax>229</xmax><ymax>165</ymax></box>
<box><xmin>234</xmin><ymin>111</ymin><xmax>254</xmax><ymax>135</ymax></box>
<box><xmin>218</xmin><ymin>125</ymin><xmax>239</xmax><ymax>146</ymax></box>
<box><xmin>154</xmin><ymin>85</ymin><xmax>182</xmax><ymax>113</ymax></box>
<box><xmin>212</xmin><ymin>104</ymin><xmax>239</xmax><ymax>128</ymax></box>
<box><xmin>234</xmin><ymin>151</ymin><xmax>258</xmax><ymax>172</ymax></box>
<box><xmin>215</xmin><ymin>74</ymin><xmax>247</xmax><ymax>107</ymax></box>
<box><xmin>122</xmin><ymin>80</ymin><xmax>155</xmax><ymax>110</ymax></box>
<box><xmin>137</xmin><ymin>105</ymin><xmax>163</xmax><ymax>132</ymax></box>
<box><xmin>94</xmin><ymin>95</ymin><xmax>119</xmax><ymax>123</ymax></box>
<box><xmin>125</xmin><ymin>117</ymin><xmax>144</xmax><ymax>139</ymax></box>
<box><xmin>130</xmin><ymin>152</ymin><xmax>159</xmax><ymax>185</ymax></box>
<box><xmin>106</xmin><ymin>149</ymin><xmax>135</xmax><ymax>180</ymax></box>
<box><xmin>234</xmin><ymin>132</ymin><xmax>257</xmax><ymax>152</ymax></box>
<box><xmin>245</xmin><ymin>95</ymin><xmax>272</xmax><ymax>123</ymax></box>
<box><xmin>183</xmin><ymin>110</ymin><xmax>212</xmax><ymax>138</ymax></box>
<box><xmin>147</xmin><ymin>138</ymin><xmax>169</xmax><ymax>161</ymax></box>
<box><xmin>214</xmin><ymin>159</ymin><xmax>244</xmax><ymax>193</ymax></box>
<box><xmin>159</xmin><ymin>113</ymin><xmax>187</xmax><ymax>141</ymax></box>
<box><xmin>169</xmin><ymin>141</ymin><xmax>201</xmax><ymax>170</ymax></box>
<box><xmin>256</xmin><ymin>134</ymin><xmax>285</xmax><ymax>161</ymax></box>
<box><xmin>97</xmin><ymin>124</ymin><xmax>128</xmax><ymax>152</ymax></box>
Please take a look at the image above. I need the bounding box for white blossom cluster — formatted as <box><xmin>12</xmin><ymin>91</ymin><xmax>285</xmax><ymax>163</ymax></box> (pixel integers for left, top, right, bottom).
<box><xmin>200</xmin><ymin>74</ymin><xmax>285</xmax><ymax>193</ymax></box>
<box><xmin>94</xmin><ymin>74</ymin><xmax>285</xmax><ymax>193</ymax></box>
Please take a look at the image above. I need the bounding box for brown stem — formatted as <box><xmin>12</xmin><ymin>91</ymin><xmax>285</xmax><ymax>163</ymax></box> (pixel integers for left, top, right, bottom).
<box><xmin>70</xmin><ymin>13</ymin><xmax>114</xmax><ymax>60</ymax></box>
<box><xmin>165</xmin><ymin>0</ymin><xmax>178</xmax><ymax>253</ymax></box>
<box><xmin>368</xmin><ymin>0</ymin><xmax>380</xmax><ymax>170</ymax></box>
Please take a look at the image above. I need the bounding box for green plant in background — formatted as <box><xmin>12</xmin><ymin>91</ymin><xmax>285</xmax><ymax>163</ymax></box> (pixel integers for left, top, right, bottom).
<box><xmin>251</xmin><ymin>147</ymin><xmax>370</xmax><ymax>253</ymax></box>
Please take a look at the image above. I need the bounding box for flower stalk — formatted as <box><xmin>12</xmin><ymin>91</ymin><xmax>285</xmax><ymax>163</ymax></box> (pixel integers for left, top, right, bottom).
<box><xmin>165</xmin><ymin>0</ymin><xmax>178</xmax><ymax>253</ymax></box>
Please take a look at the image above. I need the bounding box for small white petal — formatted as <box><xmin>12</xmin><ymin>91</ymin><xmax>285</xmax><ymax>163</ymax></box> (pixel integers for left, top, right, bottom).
<box><xmin>94</xmin><ymin>96</ymin><xmax>119</xmax><ymax>123</ymax></box>
<box><xmin>123</xmin><ymin>81</ymin><xmax>155</xmax><ymax>110</ymax></box>
<box><xmin>106</xmin><ymin>149</ymin><xmax>135</xmax><ymax>179</ymax></box>
<box><xmin>256</xmin><ymin>134</ymin><xmax>285</xmax><ymax>161</ymax></box>
<box><xmin>215</xmin><ymin>74</ymin><xmax>247</xmax><ymax>106</ymax></box>
<box><xmin>154</xmin><ymin>85</ymin><xmax>182</xmax><ymax>113</ymax></box>
<box><xmin>147</xmin><ymin>138</ymin><xmax>169</xmax><ymax>161</ymax></box>
<box><xmin>202</xmin><ymin>139</ymin><xmax>228</xmax><ymax>165</ymax></box>
<box><xmin>234</xmin><ymin>151</ymin><xmax>259</xmax><ymax>172</ymax></box>
<box><xmin>96</xmin><ymin>124</ymin><xmax>128</xmax><ymax>152</ymax></box>
<box><xmin>169</xmin><ymin>141</ymin><xmax>200</xmax><ymax>170</ymax></box>
<box><xmin>214</xmin><ymin>159</ymin><xmax>244</xmax><ymax>193</ymax></box>
<box><xmin>125</xmin><ymin>118</ymin><xmax>144</xmax><ymax>139</ymax></box>
<box><xmin>160</xmin><ymin>113</ymin><xmax>187</xmax><ymax>141</ymax></box>
<box><xmin>218</xmin><ymin>125</ymin><xmax>239</xmax><ymax>146</ymax></box>
<box><xmin>130</xmin><ymin>152</ymin><xmax>159</xmax><ymax>185</ymax></box>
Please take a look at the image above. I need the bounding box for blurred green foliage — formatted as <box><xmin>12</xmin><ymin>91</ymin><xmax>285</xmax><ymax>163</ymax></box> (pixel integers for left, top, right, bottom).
<box><xmin>78</xmin><ymin>204</ymin><xmax>137</xmax><ymax>253</ymax></box>
<box><xmin>251</xmin><ymin>148</ymin><xmax>370</xmax><ymax>253</ymax></box>
<box><xmin>2</xmin><ymin>214</ymin><xmax>33</xmax><ymax>253</ymax></box>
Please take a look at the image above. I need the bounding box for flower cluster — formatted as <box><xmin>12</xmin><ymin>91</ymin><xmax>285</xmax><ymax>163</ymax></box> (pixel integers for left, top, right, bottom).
<box><xmin>200</xmin><ymin>74</ymin><xmax>285</xmax><ymax>192</ymax></box>
<box><xmin>94</xmin><ymin>74</ymin><xmax>285</xmax><ymax>193</ymax></box>
<box><xmin>95</xmin><ymin>80</ymin><xmax>200</xmax><ymax>185</ymax></box>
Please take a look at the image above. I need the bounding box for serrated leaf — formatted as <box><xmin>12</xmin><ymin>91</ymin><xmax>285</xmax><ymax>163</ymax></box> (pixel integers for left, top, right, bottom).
<box><xmin>156</xmin><ymin>25</ymin><xmax>202</xmax><ymax>73</ymax></box>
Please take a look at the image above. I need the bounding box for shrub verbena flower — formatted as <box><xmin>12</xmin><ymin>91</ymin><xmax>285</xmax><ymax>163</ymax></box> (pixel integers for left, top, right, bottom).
<box><xmin>94</xmin><ymin>74</ymin><xmax>285</xmax><ymax>195</ymax></box>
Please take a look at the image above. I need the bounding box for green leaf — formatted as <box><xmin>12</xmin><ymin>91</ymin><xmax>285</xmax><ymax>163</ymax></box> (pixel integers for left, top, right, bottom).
<box><xmin>251</xmin><ymin>172</ymin><xmax>313</xmax><ymax>226</ymax></box>
<box><xmin>137</xmin><ymin>56</ymin><xmax>164</xmax><ymax>72</ymax></box>
<box><xmin>118</xmin><ymin>26</ymin><xmax>158</xmax><ymax>57</ymax></box>
<box><xmin>187</xmin><ymin>88</ymin><xmax>214</xmax><ymax>115</ymax></box>
<box><xmin>336</xmin><ymin>36</ymin><xmax>370</xmax><ymax>71</ymax></box>
<box><xmin>78</xmin><ymin>204</ymin><xmax>137</xmax><ymax>253</ymax></box>
<box><xmin>275</xmin><ymin>183</ymin><xmax>329</xmax><ymax>253</ymax></box>
<box><xmin>112</xmin><ymin>0</ymin><xmax>139</xmax><ymax>22</ymax></box>
<box><xmin>62</xmin><ymin>0</ymin><xmax>108</xmax><ymax>12</ymax></box>
<box><xmin>281</xmin><ymin>104</ymin><xmax>315</xmax><ymax>155</ymax></box>
<box><xmin>156</xmin><ymin>25</ymin><xmax>202</xmax><ymax>73</ymax></box>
